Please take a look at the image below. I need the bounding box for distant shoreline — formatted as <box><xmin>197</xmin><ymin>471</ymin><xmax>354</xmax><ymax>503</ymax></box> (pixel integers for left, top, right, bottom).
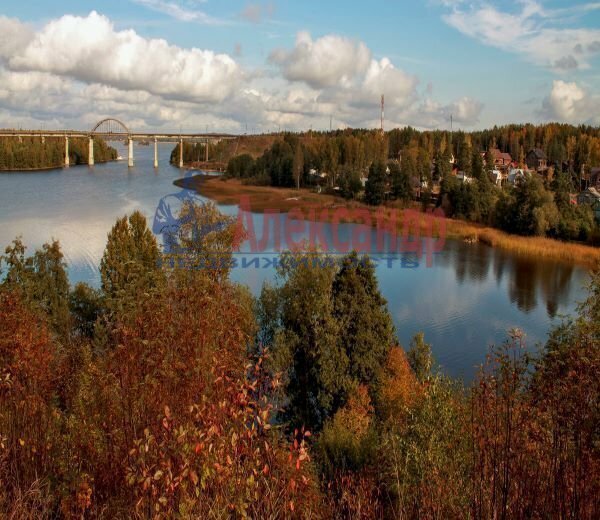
<box><xmin>181</xmin><ymin>176</ymin><xmax>600</xmax><ymax>269</ymax></box>
<box><xmin>0</xmin><ymin>158</ymin><xmax>118</xmax><ymax>173</ymax></box>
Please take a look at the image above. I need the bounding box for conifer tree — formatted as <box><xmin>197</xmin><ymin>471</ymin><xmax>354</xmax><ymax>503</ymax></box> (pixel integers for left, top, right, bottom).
<box><xmin>100</xmin><ymin>211</ymin><xmax>162</xmax><ymax>308</ymax></box>
<box><xmin>365</xmin><ymin>160</ymin><xmax>387</xmax><ymax>205</ymax></box>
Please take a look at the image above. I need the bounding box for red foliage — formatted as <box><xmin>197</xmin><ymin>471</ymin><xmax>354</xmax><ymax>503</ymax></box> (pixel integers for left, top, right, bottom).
<box><xmin>0</xmin><ymin>291</ymin><xmax>59</xmax><ymax>498</ymax></box>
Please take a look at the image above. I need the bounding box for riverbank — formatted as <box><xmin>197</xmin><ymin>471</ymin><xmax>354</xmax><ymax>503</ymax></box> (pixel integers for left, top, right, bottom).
<box><xmin>0</xmin><ymin>158</ymin><xmax>118</xmax><ymax>173</ymax></box>
<box><xmin>182</xmin><ymin>176</ymin><xmax>600</xmax><ymax>269</ymax></box>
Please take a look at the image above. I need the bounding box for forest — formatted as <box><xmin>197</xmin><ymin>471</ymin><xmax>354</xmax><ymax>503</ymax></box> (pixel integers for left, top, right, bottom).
<box><xmin>0</xmin><ymin>137</ymin><xmax>117</xmax><ymax>170</ymax></box>
<box><xmin>0</xmin><ymin>201</ymin><xmax>598</xmax><ymax>519</ymax></box>
<box><xmin>222</xmin><ymin>124</ymin><xmax>600</xmax><ymax>244</ymax></box>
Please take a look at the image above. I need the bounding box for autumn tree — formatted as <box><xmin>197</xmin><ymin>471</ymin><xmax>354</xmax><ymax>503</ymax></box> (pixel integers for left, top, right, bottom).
<box><xmin>168</xmin><ymin>200</ymin><xmax>244</xmax><ymax>283</ymax></box>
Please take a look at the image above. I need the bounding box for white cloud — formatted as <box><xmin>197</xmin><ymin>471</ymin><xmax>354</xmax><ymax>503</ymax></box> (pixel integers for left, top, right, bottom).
<box><xmin>447</xmin><ymin>97</ymin><xmax>484</xmax><ymax>125</ymax></box>
<box><xmin>5</xmin><ymin>11</ymin><xmax>241</xmax><ymax>103</ymax></box>
<box><xmin>266</xmin><ymin>31</ymin><xmax>480</xmax><ymax>130</ymax></box>
<box><xmin>0</xmin><ymin>16</ymin><xmax>34</xmax><ymax>58</ymax></box>
<box><xmin>0</xmin><ymin>13</ymin><xmax>484</xmax><ymax>132</ymax></box>
<box><xmin>443</xmin><ymin>0</ymin><xmax>600</xmax><ymax>72</ymax></box>
<box><xmin>131</xmin><ymin>0</ymin><xmax>225</xmax><ymax>25</ymax></box>
<box><xmin>270</xmin><ymin>31</ymin><xmax>372</xmax><ymax>88</ymax></box>
<box><xmin>540</xmin><ymin>80</ymin><xmax>600</xmax><ymax>124</ymax></box>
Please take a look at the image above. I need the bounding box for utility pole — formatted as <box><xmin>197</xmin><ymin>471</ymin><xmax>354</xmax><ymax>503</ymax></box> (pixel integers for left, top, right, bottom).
<box><xmin>380</xmin><ymin>94</ymin><xmax>385</xmax><ymax>133</ymax></box>
<box><xmin>330</xmin><ymin>115</ymin><xmax>332</xmax><ymax>132</ymax></box>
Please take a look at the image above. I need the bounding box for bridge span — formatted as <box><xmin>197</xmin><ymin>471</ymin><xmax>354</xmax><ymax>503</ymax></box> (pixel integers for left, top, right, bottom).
<box><xmin>0</xmin><ymin>118</ymin><xmax>239</xmax><ymax>168</ymax></box>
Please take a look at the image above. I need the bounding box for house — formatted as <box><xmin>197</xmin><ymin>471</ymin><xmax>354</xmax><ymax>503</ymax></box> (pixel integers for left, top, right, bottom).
<box><xmin>577</xmin><ymin>187</ymin><xmax>600</xmax><ymax>206</ymax></box>
<box><xmin>489</xmin><ymin>169</ymin><xmax>507</xmax><ymax>186</ymax></box>
<box><xmin>507</xmin><ymin>168</ymin><xmax>531</xmax><ymax>186</ymax></box>
<box><xmin>525</xmin><ymin>148</ymin><xmax>548</xmax><ymax>171</ymax></box>
<box><xmin>578</xmin><ymin>187</ymin><xmax>600</xmax><ymax>224</ymax></box>
<box><xmin>483</xmin><ymin>148</ymin><xmax>513</xmax><ymax>172</ymax></box>
<box><xmin>456</xmin><ymin>171</ymin><xmax>473</xmax><ymax>184</ymax></box>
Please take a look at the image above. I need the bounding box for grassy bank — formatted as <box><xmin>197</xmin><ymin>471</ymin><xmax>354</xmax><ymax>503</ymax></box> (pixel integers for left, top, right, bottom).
<box><xmin>181</xmin><ymin>176</ymin><xmax>600</xmax><ymax>269</ymax></box>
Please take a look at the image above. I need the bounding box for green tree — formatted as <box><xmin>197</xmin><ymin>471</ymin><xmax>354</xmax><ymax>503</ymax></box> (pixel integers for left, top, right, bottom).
<box><xmin>226</xmin><ymin>153</ymin><xmax>255</xmax><ymax>178</ymax></box>
<box><xmin>472</xmin><ymin>149</ymin><xmax>484</xmax><ymax>181</ymax></box>
<box><xmin>332</xmin><ymin>252</ymin><xmax>396</xmax><ymax>388</ymax></box>
<box><xmin>100</xmin><ymin>211</ymin><xmax>162</xmax><ymax>309</ymax></box>
<box><xmin>260</xmin><ymin>251</ymin><xmax>344</xmax><ymax>430</ymax></box>
<box><xmin>293</xmin><ymin>143</ymin><xmax>304</xmax><ymax>190</ymax></box>
<box><xmin>338</xmin><ymin>170</ymin><xmax>363</xmax><ymax>200</ymax></box>
<box><xmin>365</xmin><ymin>160</ymin><xmax>387</xmax><ymax>205</ymax></box>
<box><xmin>407</xmin><ymin>332</ymin><xmax>433</xmax><ymax>383</ymax></box>
<box><xmin>1</xmin><ymin>238</ymin><xmax>71</xmax><ymax>337</ymax></box>
<box><xmin>69</xmin><ymin>282</ymin><xmax>103</xmax><ymax>339</ymax></box>
<box><xmin>433</xmin><ymin>149</ymin><xmax>451</xmax><ymax>182</ymax></box>
<box><xmin>457</xmin><ymin>138</ymin><xmax>472</xmax><ymax>178</ymax></box>
<box><xmin>495</xmin><ymin>176</ymin><xmax>559</xmax><ymax>236</ymax></box>
<box><xmin>484</xmin><ymin>149</ymin><xmax>495</xmax><ymax>174</ymax></box>
<box><xmin>389</xmin><ymin>161</ymin><xmax>412</xmax><ymax>203</ymax></box>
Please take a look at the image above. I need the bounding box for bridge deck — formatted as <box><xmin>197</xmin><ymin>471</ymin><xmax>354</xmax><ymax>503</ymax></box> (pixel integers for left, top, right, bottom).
<box><xmin>0</xmin><ymin>130</ymin><xmax>238</xmax><ymax>141</ymax></box>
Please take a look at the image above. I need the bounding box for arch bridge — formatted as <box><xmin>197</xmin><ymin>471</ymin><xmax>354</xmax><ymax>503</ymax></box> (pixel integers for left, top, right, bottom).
<box><xmin>0</xmin><ymin>118</ymin><xmax>238</xmax><ymax>168</ymax></box>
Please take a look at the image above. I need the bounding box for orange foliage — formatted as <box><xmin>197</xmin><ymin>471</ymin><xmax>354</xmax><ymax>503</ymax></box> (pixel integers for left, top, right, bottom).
<box><xmin>378</xmin><ymin>346</ymin><xmax>421</xmax><ymax>420</ymax></box>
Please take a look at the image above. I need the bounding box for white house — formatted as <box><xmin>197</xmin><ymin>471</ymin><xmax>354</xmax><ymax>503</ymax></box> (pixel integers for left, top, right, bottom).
<box><xmin>489</xmin><ymin>169</ymin><xmax>505</xmax><ymax>186</ymax></box>
<box><xmin>456</xmin><ymin>171</ymin><xmax>473</xmax><ymax>184</ymax></box>
<box><xmin>507</xmin><ymin>168</ymin><xmax>530</xmax><ymax>185</ymax></box>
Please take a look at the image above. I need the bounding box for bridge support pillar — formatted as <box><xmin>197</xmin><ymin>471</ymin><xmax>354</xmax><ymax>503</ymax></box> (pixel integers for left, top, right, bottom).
<box><xmin>205</xmin><ymin>138</ymin><xmax>209</xmax><ymax>162</ymax></box>
<box><xmin>154</xmin><ymin>138</ymin><xmax>158</xmax><ymax>168</ymax></box>
<box><xmin>179</xmin><ymin>138</ymin><xmax>183</xmax><ymax>168</ymax></box>
<box><xmin>88</xmin><ymin>137</ymin><xmax>94</xmax><ymax>166</ymax></box>
<box><xmin>65</xmin><ymin>136</ymin><xmax>70</xmax><ymax>167</ymax></box>
<box><xmin>128</xmin><ymin>138</ymin><xmax>134</xmax><ymax>168</ymax></box>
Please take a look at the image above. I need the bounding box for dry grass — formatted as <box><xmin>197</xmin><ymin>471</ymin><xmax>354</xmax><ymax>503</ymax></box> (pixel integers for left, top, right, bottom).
<box><xmin>1</xmin><ymin>480</ymin><xmax>53</xmax><ymax>520</ymax></box>
<box><xmin>186</xmin><ymin>177</ymin><xmax>600</xmax><ymax>269</ymax></box>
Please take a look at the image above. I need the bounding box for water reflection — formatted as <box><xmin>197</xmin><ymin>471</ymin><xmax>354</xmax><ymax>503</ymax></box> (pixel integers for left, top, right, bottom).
<box><xmin>435</xmin><ymin>240</ymin><xmax>579</xmax><ymax>318</ymax></box>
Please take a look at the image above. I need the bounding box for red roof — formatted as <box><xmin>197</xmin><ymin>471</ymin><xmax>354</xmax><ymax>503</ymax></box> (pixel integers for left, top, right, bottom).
<box><xmin>490</xmin><ymin>148</ymin><xmax>512</xmax><ymax>164</ymax></box>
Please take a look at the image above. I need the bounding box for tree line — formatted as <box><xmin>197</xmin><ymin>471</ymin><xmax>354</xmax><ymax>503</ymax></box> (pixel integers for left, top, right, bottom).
<box><xmin>0</xmin><ymin>201</ymin><xmax>598</xmax><ymax>518</ymax></box>
<box><xmin>0</xmin><ymin>137</ymin><xmax>117</xmax><ymax>170</ymax></box>
<box><xmin>222</xmin><ymin>125</ymin><xmax>600</xmax><ymax>243</ymax></box>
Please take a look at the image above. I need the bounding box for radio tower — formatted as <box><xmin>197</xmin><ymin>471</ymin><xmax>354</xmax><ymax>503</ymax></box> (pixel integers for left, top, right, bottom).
<box><xmin>380</xmin><ymin>94</ymin><xmax>385</xmax><ymax>132</ymax></box>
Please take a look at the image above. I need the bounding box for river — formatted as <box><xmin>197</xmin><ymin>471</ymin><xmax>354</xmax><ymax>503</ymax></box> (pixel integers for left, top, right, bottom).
<box><xmin>0</xmin><ymin>143</ymin><xmax>590</xmax><ymax>381</ymax></box>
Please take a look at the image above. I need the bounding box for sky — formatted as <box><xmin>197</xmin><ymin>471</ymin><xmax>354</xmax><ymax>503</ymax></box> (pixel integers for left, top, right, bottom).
<box><xmin>0</xmin><ymin>0</ymin><xmax>598</xmax><ymax>133</ymax></box>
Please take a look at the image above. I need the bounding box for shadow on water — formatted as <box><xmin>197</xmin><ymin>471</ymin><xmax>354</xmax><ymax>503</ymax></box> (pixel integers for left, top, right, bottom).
<box><xmin>437</xmin><ymin>240</ymin><xmax>577</xmax><ymax>317</ymax></box>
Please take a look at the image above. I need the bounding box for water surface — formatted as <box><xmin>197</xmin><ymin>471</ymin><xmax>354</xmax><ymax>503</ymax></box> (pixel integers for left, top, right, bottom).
<box><xmin>0</xmin><ymin>144</ymin><xmax>589</xmax><ymax>381</ymax></box>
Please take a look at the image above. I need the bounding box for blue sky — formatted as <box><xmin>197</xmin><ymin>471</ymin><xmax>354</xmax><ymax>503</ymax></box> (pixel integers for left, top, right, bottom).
<box><xmin>0</xmin><ymin>0</ymin><xmax>598</xmax><ymax>132</ymax></box>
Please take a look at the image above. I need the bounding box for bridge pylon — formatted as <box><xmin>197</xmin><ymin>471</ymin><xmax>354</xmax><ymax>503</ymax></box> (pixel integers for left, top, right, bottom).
<box><xmin>128</xmin><ymin>137</ymin><xmax>134</xmax><ymax>168</ymax></box>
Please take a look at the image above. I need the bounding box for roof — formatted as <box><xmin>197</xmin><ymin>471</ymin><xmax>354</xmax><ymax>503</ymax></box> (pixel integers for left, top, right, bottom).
<box><xmin>588</xmin><ymin>187</ymin><xmax>600</xmax><ymax>198</ymax></box>
<box><xmin>528</xmin><ymin>148</ymin><xmax>547</xmax><ymax>160</ymax></box>
<box><xmin>489</xmin><ymin>148</ymin><xmax>512</xmax><ymax>163</ymax></box>
<box><xmin>579</xmin><ymin>187</ymin><xmax>600</xmax><ymax>201</ymax></box>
